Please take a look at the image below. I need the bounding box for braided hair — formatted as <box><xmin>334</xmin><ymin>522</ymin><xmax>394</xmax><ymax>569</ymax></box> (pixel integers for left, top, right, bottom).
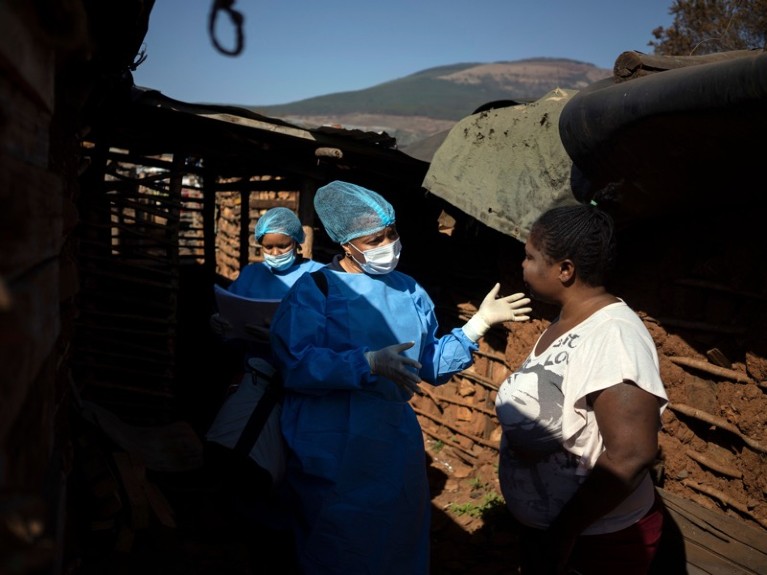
<box><xmin>528</xmin><ymin>200</ymin><xmax>617</xmax><ymax>287</ymax></box>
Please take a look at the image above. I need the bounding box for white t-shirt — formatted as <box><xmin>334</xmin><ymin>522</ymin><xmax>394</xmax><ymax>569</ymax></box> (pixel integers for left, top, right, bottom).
<box><xmin>495</xmin><ymin>300</ymin><xmax>668</xmax><ymax>534</ymax></box>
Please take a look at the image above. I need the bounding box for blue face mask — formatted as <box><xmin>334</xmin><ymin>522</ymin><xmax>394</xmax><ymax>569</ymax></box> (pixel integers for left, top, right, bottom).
<box><xmin>264</xmin><ymin>249</ymin><xmax>296</xmax><ymax>271</ymax></box>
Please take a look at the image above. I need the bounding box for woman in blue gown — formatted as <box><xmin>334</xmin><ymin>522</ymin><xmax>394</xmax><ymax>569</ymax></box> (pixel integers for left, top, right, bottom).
<box><xmin>206</xmin><ymin>206</ymin><xmax>324</xmax><ymax>574</ymax></box>
<box><xmin>269</xmin><ymin>181</ymin><xmax>532</xmax><ymax>575</ymax></box>
<box><xmin>211</xmin><ymin>206</ymin><xmax>325</xmax><ymax>357</ymax></box>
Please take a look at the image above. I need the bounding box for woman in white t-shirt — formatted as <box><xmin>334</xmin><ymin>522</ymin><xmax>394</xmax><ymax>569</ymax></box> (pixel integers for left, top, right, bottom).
<box><xmin>496</xmin><ymin>199</ymin><xmax>668</xmax><ymax>575</ymax></box>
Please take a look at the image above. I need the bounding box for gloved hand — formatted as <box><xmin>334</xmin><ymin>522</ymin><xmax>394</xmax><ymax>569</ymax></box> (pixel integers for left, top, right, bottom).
<box><xmin>243</xmin><ymin>322</ymin><xmax>270</xmax><ymax>342</ymax></box>
<box><xmin>209</xmin><ymin>313</ymin><xmax>232</xmax><ymax>337</ymax></box>
<box><xmin>462</xmin><ymin>283</ymin><xmax>532</xmax><ymax>342</ymax></box>
<box><xmin>364</xmin><ymin>342</ymin><xmax>423</xmax><ymax>397</ymax></box>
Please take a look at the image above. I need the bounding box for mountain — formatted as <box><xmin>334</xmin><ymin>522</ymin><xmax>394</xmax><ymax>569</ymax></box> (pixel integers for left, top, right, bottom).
<box><xmin>247</xmin><ymin>58</ymin><xmax>612</xmax><ymax>147</ymax></box>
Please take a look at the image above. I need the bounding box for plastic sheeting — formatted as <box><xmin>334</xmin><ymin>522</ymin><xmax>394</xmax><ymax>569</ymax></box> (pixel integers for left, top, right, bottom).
<box><xmin>421</xmin><ymin>88</ymin><xmax>580</xmax><ymax>243</ymax></box>
<box><xmin>558</xmin><ymin>52</ymin><xmax>767</xmax><ymax>220</ymax></box>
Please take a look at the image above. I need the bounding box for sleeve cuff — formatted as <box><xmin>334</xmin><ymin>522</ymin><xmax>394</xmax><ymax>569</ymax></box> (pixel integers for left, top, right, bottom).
<box><xmin>462</xmin><ymin>313</ymin><xmax>490</xmax><ymax>342</ymax></box>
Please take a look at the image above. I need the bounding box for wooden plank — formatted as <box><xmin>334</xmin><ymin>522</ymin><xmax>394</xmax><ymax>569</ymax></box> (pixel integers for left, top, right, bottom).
<box><xmin>613</xmin><ymin>49</ymin><xmax>761</xmax><ymax>83</ymax></box>
<box><xmin>658</xmin><ymin>488</ymin><xmax>767</xmax><ymax>574</ymax></box>
<box><xmin>684</xmin><ymin>539</ymin><xmax>755</xmax><ymax>575</ymax></box>
<box><xmin>214</xmin><ymin>178</ymin><xmax>301</xmax><ymax>193</ymax></box>
<box><xmin>661</xmin><ymin>489</ymin><xmax>767</xmax><ymax>553</ymax></box>
<box><xmin>249</xmin><ymin>197</ymin><xmax>298</xmax><ymax>210</ymax></box>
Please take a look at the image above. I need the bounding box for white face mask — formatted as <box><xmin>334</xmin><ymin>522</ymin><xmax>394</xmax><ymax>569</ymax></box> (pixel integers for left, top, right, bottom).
<box><xmin>350</xmin><ymin>238</ymin><xmax>401</xmax><ymax>275</ymax></box>
<box><xmin>264</xmin><ymin>248</ymin><xmax>296</xmax><ymax>271</ymax></box>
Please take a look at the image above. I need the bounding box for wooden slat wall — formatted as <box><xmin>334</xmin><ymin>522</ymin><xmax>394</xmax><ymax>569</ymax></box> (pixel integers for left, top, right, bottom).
<box><xmin>214</xmin><ymin>176</ymin><xmax>301</xmax><ymax>281</ymax></box>
<box><xmin>72</xmin><ymin>148</ymin><xmax>182</xmax><ymax>421</ymax></box>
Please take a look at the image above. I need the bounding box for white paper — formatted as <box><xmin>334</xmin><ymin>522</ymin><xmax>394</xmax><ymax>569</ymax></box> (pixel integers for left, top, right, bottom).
<box><xmin>214</xmin><ymin>284</ymin><xmax>281</xmax><ymax>340</ymax></box>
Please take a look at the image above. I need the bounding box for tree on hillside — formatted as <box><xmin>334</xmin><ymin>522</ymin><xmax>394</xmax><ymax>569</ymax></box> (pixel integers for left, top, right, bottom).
<box><xmin>650</xmin><ymin>0</ymin><xmax>767</xmax><ymax>56</ymax></box>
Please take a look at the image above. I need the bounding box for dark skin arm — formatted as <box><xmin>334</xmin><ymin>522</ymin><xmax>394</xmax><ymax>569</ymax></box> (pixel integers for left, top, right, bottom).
<box><xmin>534</xmin><ymin>381</ymin><xmax>661</xmax><ymax>575</ymax></box>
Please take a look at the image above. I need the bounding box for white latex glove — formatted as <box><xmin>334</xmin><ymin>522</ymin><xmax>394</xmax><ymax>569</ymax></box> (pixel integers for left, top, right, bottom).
<box><xmin>462</xmin><ymin>283</ymin><xmax>532</xmax><ymax>342</ymax></box>
<box><xmin>209</xmin><ymin>313</ymin><xmax>232</xmax><ymax>337</ymax></box>
<box><xmin>364</xmin><ymin>342</ymin><xmax>423</xmax><ymax>397</ymax></box>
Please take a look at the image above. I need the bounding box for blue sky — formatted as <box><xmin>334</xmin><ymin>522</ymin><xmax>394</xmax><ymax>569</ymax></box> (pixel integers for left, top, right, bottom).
<box><xmin>132</xmin><ymin>1</ymin><xmax>676</xmax><ymax>106</ymax></box>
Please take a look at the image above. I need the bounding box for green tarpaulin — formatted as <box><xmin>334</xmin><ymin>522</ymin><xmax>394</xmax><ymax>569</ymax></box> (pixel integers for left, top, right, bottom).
<box><xmin>422</xmin><ymin>88</ymin><xmax>580</xmax><ymax>243</ymax></box>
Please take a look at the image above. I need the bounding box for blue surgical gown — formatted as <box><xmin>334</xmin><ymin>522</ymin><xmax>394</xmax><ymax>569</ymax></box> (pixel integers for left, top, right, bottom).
<box><xmin>225</xmin><ymin>257</ymin><xmax>325</xmax><ymax>362</ymax></box>
<box><xmin>269</xmin><ymin>264</ymin><xmax>478</xmax><ymax>575</ymax></box>
<box><xmin>229</xmin><ymin>257</ymin><xmax>325</xmax><ymax>300</ymax></box>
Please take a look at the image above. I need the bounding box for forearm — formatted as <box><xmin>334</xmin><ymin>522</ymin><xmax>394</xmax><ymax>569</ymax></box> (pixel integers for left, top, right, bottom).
<box><xmin>549</xmin><ymin>451</ymin><xmax>651</xmax><ymax>538</ymax></box>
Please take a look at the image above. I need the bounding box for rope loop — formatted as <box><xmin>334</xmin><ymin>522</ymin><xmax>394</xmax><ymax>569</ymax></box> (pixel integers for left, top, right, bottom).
<box><xmin>208</xmin><ymin>0</ymin><xmax>245</xmax><ymax>56</ymax></box>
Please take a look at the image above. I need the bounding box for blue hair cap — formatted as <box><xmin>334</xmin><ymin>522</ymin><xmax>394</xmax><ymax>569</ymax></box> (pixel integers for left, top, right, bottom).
<box><xmin>314</xmin><ymin>181</ymin><xmax>395</xmax><ymax>244</ymax></box>
<box><xmin>254</xmin><ymin>207</ymin><xmax>305</xmax><ymax>243</ymax></box>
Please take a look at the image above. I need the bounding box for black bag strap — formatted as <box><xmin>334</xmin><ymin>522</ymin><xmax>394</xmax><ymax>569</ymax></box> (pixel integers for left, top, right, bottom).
<box><xmin>234</xmin><ymin>366</ymin><xmax>281</xmax><ymax>455</ymax></box>
<box><xmin>233</xmin><ymin>270</ymin><xmax>328</xmax><ymax>455</ymax></box>
<box><xmin>310</xmin><ymin>269</ymin><xmax>329</xmax><ymax>297</ymax></box>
